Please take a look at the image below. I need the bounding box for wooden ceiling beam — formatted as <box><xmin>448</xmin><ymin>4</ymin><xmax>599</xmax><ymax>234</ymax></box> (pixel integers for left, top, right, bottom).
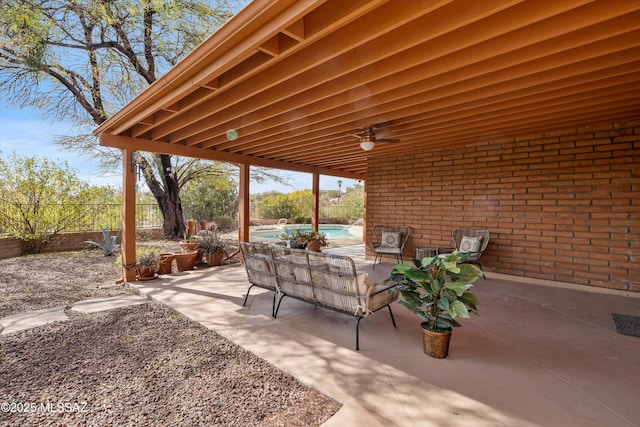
<box><xmin>147</xmin><ymin>0</ymin><xmax>400</xmax><ymax>141</ymax></box>
<box><xmin>228</xmin><ymin>40</ymin><xmax>640</xmax><ymax>158</ymax></box>
<box><xmin>157</xmin><ymin>0</ymin><xmax>517</xmax><ymax>143</ymax></box>
<box><xmin>194</xmin><ymin>6</ymin><xmax>640</xmax><ymax>151</ymax></box>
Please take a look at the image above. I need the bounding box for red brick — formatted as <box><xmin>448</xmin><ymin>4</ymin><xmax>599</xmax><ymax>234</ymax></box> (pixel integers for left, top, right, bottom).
<box><xmin>366</xmin><ymin>122</ymin><xmax>639</xmax><ymax>292</ymax></box>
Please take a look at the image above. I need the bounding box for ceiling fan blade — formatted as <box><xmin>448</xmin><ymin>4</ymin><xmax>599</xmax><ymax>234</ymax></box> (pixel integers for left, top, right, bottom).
<box><xmin>376</xmin><ymin>138</ymin><xmax>400</xmax><ymax>143</ymax></box>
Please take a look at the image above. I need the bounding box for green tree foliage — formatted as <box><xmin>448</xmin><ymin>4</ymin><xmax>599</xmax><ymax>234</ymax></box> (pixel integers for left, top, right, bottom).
<box><xmin>255</xmin><ymin>192</ymin><xmax>297</xmax><ymax>220</ymax></box>
<box><xmin>180</xmin><ymin>164</ymin><xmax>238</xmax><ymax>221</ymax></box>
<box><xmin>342</xmin><ymin>183</ymin><xmax>364</xmax><ymax>219</ymax></box>
<box><xmin>255</xmin><ymin>185</ymin><xmax>364</xmax><ymax>221</ymax></box>
<box><xmin>287</xmin><ymin>190</ymin><xmax>313</xmax><ymax>219</ymax></box>
<box><xmin>255</xmin><ymin>189</ymin><xmax>312</xmax><ymax>221</ymax></box>
<box><xmin>0</xmin><ymin>153</ymin><xmax>118</xmax><ymax>254</ymax></box>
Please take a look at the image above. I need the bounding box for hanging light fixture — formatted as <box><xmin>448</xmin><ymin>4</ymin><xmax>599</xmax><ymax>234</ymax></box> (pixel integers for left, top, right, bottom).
<box><xmin>360</xmin><ymin>141</ymin><xmax>375</xmax><ymax>151</ymax></box>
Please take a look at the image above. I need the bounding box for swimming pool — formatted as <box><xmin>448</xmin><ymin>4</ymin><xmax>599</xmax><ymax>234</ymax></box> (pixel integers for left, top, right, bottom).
<box><xmin>250</xmin><ymin>225</ymin><xmax>356</xmax><ymax>240</ymax></box>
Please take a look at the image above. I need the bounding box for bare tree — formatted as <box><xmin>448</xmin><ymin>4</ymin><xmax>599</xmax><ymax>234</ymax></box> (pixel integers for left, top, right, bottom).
<box><xmin>0</xmin><ymin>0</ymin><xmax>263</xmax><ymax>239</ymax></box>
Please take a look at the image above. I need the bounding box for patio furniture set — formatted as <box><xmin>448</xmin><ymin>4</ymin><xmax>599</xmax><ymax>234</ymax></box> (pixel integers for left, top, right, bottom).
<box><xmin>239</xmin><ymin>227</ymin><xmax>490</xmax><ymax>351</ymax></box>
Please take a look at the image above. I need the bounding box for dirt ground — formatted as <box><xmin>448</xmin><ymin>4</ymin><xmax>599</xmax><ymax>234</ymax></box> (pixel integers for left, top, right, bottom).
<box><xmin>0</xmin><ymin>245</ymin><xmax>340</xmax><ymax>426</ymax></box>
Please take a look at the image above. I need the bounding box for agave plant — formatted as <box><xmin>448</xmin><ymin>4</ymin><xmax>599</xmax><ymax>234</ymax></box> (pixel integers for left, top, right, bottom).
<box><xmin>85</xmin><ymin>228</ymin><xmax>119</xmax><ymax>256</ymax></box>
<box><xmin>196</xmin><ymin>230</ymin><xmax>226</xmax><ymax>255</ymax></box>
<box><xmin>390</xmin><ymin>251</ymin><xmax>483</xmax><ymax>332</ymax></box>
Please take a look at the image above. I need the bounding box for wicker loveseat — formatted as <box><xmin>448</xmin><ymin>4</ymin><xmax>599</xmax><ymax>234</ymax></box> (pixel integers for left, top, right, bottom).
<box><xmin>240</xmin><ymin>241</ymin><xmax>399</xmax><ymax>350</ymax></box>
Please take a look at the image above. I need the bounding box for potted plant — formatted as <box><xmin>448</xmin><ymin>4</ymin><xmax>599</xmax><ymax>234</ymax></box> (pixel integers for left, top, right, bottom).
<box><xmin>390</xmin><ymin>251</ymin><xmax>483</xmax><ymax>358</ymax></box>
<box><xmin>135</xmin><ymin>247</ymin><xmax>161</xmax><ymax>280</ymax></box>
<box><xmin>280</xmin><ymin>229</ymin><xmax>307</xmax><ymax>249</ymax></box>
<box><xmin>173</xmin><ymin>250</ymin><xmax>199</xmax><ymax>271</ymax></box>
<box><xmin>158</xmin><ymin>253</ymin><xmax>176</xmax><ymax>275</ymax></box>
<box><xmin>303</xmin><ymin>231</ymin><xmax>328</xmax><ymax>252</ymax></box>
<box><xmin>196</xmin><ymin>230</ymin><xmax>227</xmax><ymax>266</ymax></box>
<box><xmin>180</xmin><ymin>234</ymin><xmax>200</xmax><ymax>251</ymax></box>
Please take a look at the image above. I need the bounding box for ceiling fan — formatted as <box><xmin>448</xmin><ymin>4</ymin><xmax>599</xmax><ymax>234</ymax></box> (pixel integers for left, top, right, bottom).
<box><xmin>347</xmin><ymin>125</ymin><xmax>400</xmax><ymax>151</ymax></box>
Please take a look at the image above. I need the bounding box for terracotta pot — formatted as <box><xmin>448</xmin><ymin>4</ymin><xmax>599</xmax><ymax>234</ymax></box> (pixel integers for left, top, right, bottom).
<box><xmin>205</xmin><ymin>252</ymin><xmax>224</xmax><ymax>266</ymax></box>
<box><xmin>187</xmin><ymin>220</ymin><xmax>196</xmax><ymax>236</ymax></box>
<box><xmin>180</xmin><ymin>241</ymin><xmax>200</xmax><ymax>251</ymax></box>
<box><xmin>158</xmin><ymin>253</ymin><xmax>175</xmax><ymax>275</ymax></box>
<box><xmin>307</xmin><ymin>241</ymin><xmax>322</xmax><ymax>252</ymax></box>
<box><xmin>421</xmin><ymin>324</ymin><xmax>452</xmax><ymax>359</ymax></box>
<box><xmin>174</xmin><ymin>251</ymin><xmax>198</xmax><ymax>271</ymax></box>
<box><xmin>199</xmin><ymin>220</ymin><xmax>207</xmax><ymax>232</ymax></box>
<box><xmin>136</xmin><ymin>264</ymin><xmax>158</xmax><ymax>280</ymax></box>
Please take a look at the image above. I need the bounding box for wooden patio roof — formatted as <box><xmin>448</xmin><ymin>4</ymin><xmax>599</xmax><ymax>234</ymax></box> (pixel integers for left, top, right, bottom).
<box><xmin>95</xmin><ymin>0</ymin><xmax>640</xmax><ymax>181</ymax></box>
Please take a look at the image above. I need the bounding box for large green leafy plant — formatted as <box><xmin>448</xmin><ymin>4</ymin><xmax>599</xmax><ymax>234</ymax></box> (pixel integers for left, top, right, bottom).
<box><xmin>390</xmin><ymin>252</ymin><xmax>483</xmax><ymax>331</ymax></box>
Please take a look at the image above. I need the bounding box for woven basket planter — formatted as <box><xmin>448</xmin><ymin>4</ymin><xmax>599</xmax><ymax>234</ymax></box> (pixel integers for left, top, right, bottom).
<box><xmin>421</xmin><ymin>324</ymin><xmax>452</xmax><ymax>359</ymax></box>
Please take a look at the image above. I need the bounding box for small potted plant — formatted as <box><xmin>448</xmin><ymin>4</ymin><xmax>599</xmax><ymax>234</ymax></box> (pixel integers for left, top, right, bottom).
<box><xmin>173</xmin><ymin>250</ymin><xmax>199</xmax><ymax>271</ymax></box>
<box><xmin>180</xmin><ymin>234</ymin><xmax>200</xmax><ymax>251</ymax></box>
<box><xmin>390</xmin><ymin>251</ymin><xmax>483</xmax><ymax>358</ymax></box>
<box><xmin>303</xmin><ymin>231</ymin><xmax>328</xmax><ymax>252</ymax></box>
<box><xmin>196</xmin><ymin>230</ymin><xmax>227</xmax><ymax>266</ymax></box>
<box><xmin>135</xmin><ymin>247</ymin><xmax>161</xmax><ymax>280</ymax></box>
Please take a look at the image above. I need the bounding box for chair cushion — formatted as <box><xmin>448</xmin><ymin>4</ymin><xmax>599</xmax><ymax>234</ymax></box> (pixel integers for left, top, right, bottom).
<box><xmin>381</xmin><ymin>231</ymin><xmax>401</xmax><ymax>248</ymax></box>
<box><xmin>460</xmin><ymin>235</ymin><xmax>482</xmax><ymax>252</ymax></box>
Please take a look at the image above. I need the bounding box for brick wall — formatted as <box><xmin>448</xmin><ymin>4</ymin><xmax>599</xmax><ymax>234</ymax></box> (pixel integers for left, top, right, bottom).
<box><xmin>366</xmin><ymin>122</ymin><xmax>640</xmax><ymax>292</ymax></box>
<box><xmin>0</xmin><ymin>228</ymin><xmax>164</xmax><ymax>260</ymax></box>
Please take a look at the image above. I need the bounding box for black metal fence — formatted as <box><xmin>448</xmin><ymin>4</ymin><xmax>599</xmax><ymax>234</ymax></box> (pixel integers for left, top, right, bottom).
<box><xmin>73</xmin><ymin>203</ymin><xmax>164</xmax><ymax>231</ymax></box>
<box><xmin>1</xmin><ymin>202</ymin><xmax>358</xmax><ymax>235</ymax></box>
<box><xmin>0</xmin><ymin>203</ymin><xmax>164</xmax><ymax>233</ymax></box>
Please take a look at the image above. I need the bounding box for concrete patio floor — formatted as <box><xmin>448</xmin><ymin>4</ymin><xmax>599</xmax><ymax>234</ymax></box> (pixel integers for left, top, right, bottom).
<box><xmin>130</xmin><ymin>244</ymin><xmax>640</xmax><ymax>427</ymax></box>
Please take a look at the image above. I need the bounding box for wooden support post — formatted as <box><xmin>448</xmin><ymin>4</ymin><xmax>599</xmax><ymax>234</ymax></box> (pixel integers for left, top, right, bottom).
<box><xmin>363</xmin><ymin>179</ymin><xmax>367</xmax><ymax>244</ymax></box>
<box><xmin>238</xmin><ymin>163</ymin><xmax>250</xmax><ymax>243</ymax></box>
<box><xmin>312</xmin><ymin>172</ymin><xmax>320</xmax><ymax>232</ymax></box>
<box><xmin>121</xmin><ymin>148</ymin><xmax>137</xmax><ymax>282</ymax></box>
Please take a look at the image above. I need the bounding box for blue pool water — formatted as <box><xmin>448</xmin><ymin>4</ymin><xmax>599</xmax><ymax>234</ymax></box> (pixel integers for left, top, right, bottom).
<box><xmin>250</xmin><ymin>225</ymin><xmax>355</xmax><ymax>240</ymax></box>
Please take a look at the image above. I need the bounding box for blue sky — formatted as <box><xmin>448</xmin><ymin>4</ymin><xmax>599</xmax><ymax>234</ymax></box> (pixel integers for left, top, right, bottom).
<box><xmin>0</xmin><ymin>101</ymin><xmax>358</xmax><ymax>194</ymax></box>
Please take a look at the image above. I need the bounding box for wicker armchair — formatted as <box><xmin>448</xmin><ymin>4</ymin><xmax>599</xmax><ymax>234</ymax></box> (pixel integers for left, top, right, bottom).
<box><xmin>439</xmin><ymin>227</ymin><xmax>490</xmax><ymax>275</ymax></box>
<box><xmin>370</xmin><ymin>225</ymin><xmax>411</xmax><ymax>269</ymax></box>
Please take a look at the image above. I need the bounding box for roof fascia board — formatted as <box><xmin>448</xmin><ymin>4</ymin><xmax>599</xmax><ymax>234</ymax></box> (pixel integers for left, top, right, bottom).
<box><xmin>99</xmin><ymin>134</ymin><xmax>365</xmax><ymax>181</ymax></box>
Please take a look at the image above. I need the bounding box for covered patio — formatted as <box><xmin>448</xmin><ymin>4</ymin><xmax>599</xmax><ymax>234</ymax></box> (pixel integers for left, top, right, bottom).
<box><xmin>93</xmin><ymin>2</ymin><xmax>640</xmax><ymax>423</ymax></box>
<box><xmin>129</xmin><ymin>245</ymin><xmax>640</xmax><ymax>426</ymax></box>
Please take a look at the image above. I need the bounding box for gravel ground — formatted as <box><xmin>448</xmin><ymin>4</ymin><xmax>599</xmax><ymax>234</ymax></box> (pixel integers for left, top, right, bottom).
<box><xmin>0</xmin><ymin>246</ymin><xmax>340</xmax><ymax>426</ymax></box>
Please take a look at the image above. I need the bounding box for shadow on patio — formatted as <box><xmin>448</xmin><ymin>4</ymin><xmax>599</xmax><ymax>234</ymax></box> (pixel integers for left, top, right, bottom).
<box><xmin>130</xmin><ymin>245</ymin><xmax>640</xmax><ymax>427</ymax></box>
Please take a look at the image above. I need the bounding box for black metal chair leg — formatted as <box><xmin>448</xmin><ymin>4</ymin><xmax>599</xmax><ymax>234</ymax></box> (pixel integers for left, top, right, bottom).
<box><xmin>355</xmin><ymin>316</ymin><xmax>363</xmax><ymax>351</ymax></box>
<box><xmin>387</xmin><ymin>305</ymin><xmax>397</xmax><ymax>328</ymax></box>
<box><xmin>372</xmin><ymin>253</ymin><xmax>380</xmax><ymax>269</ymax></box>
<box><xmin>271</xmin><ymin>292</ymin><xmax>277</xmax><ymax>317</ymax></box>
<box><xmin>243</xmin><ymin>284</ymin><xmax>255</xmax><ymax>306</ymax></box>
<box><xmin>273</xmin><ymin>294</ymin><xmax>286</xmax><ymax>318</ymax></box>
<box><xmin>472</xmin><ymin>261</ymin><xmax>486</xmax><ymax>280</ymax></box>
